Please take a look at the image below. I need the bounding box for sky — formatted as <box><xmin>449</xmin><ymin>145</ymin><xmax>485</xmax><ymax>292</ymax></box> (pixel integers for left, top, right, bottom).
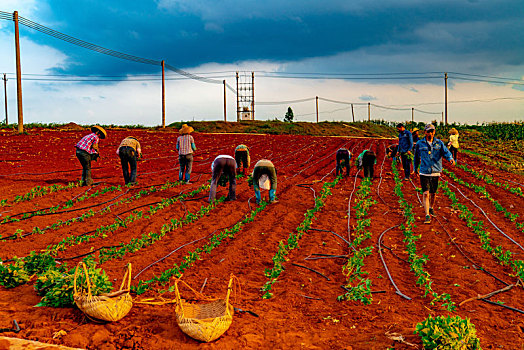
<box><xmin>0</xmin><ymin>0</ymin><xmax>523</xmax><ymax>126</ymax></box>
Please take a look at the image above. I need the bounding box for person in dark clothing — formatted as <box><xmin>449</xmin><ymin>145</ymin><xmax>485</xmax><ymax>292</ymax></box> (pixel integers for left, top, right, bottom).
<box><xmin>335</xmin><ymin>148</ymin><xmax>351</xmax><ymax>176</ymax></box>
<box><xmin>357</xmin><ymin>150</ymin><xmax>377</xmax><ymax>179</ymax></box>
<box><xmin>75</xmin><ymin>125</ymin><xmax>107</xmax><ymax>186</ymax></box>
<box><xmin>397</xmin><ymin>123</ymin><xmax>414</xmax><ymax>180</ymax></box>
<box><xmin>386</xmin><ymin>144</ymin><xmax>399</xmax><ymax>159</ymax></box>
<box><xmin>116</xmin><ymin>136</ymin><xmax>142</xmax><ymax>185</ymax></box>
<box><xmin>209</xmin><ymin>155</ymin><xmax>237</xmax><ymax>203</ymax></box>
<box><xmin>234</xmin><ymin>144</ymin><xmax>250</xmax><ymax>175</ymax></box>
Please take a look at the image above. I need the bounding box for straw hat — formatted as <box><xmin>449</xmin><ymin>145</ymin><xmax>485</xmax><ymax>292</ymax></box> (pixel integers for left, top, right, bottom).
<box><xmin>412</xmin><ymin>128</ymin><xmax>419</xmax><ymax>132</ymax></box>
<box><xmin>179</xmin><ymin>124</ymin><xmax>194</xmax><ymax>134</ymax></box>
<box><xmin>90</xmin><ymin>125</ymin><xmax>107</xmax><ymax>139</ymax></box>
<box><xmin>449</xmin><ymin>128</ymin><xmax>458</xmax><ymax>135</ymax></box>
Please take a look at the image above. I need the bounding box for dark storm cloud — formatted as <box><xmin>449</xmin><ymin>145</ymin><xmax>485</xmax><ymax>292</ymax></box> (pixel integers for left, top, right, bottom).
<box><xmin>8</xmin><ymin>0</ymin><xmax>524</xmax><ymax>77</ymax></box>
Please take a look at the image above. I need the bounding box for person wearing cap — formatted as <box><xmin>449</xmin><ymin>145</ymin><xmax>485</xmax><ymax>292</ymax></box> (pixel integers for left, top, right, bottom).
<box><xmin>176</xmin><ymin>124</ymin><xmax>196</xmax><ymax>183</ymax></box>
<box><xmin>252</xmin><ymin>159</ymin><xmax>277</xmax><ymax>204</ymax></box>
<box><xmin>116</xmin><ymin>136</ymin><xmax>142</xmax><ymax>185</ymax></box>
<box><xmin>75</xmin><ymin>125</ymin><xmax>106</xmax><ymax>186</ymax></box>
<box><xmin>414</xmin><ymin>123</ymin><xmax>455</xmax><ymax>224</ymax></box>
<box><xmin>356</xmin><ymin>149</ymin><xmax>377</xmax><ymax>179</ymax></box>
<box><xmin>335</xmin><ymin>148</ymin><xmax>351</xmax><ymax>177</ymax></box>
<box><xmin>209</xmin><ymin>155</ymin><xmax>237</xmax><ymax>203</ymax></box>
<box><xmin>411</xmin><ymin>127</ymin><xmax>420</xmax><ymax>144</ymax></box>
<box><xmin>234</xmin><ymin>144</ymin><xmax>250</xmax><ymax>175</ymax></box>
<box><xmin>447</xmin><ymin>128</ymin><xmax>460</xmax><ymax>162</ymax></box>
<box><xmin>397</xmin><ymin>123</ymin><xmax>414</xmax><ymax>181</ymax></box>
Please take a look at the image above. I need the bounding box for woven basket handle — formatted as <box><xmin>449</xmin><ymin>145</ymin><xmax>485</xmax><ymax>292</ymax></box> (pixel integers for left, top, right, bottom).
<box><xmin>118</xmin><ymin>263</ymin><xmax>132</xmax><ymax>292</ymax></box>
<box><xmin>73</xmin><ymin>262</ymin><xmax>92</xmax><ymax>298</ymax></box>
<box><xmin>174</xmin><ymin>278</ymin><xmax>184</xmax><ymax>316</ymax></box>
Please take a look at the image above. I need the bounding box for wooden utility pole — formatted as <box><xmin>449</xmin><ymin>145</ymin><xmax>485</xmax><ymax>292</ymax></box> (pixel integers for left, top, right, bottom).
<box><xmin>13</xmin><ymin>11</ymin><xmax>23</xmax><ymax>133</ymax></box>
<box><xmin>235</xmin><ymin>72</ymin><xmax>239</xmax><ymax>122</ymax></box>
<box><xmin>161</xmin><ymin>60</ymin><xmax>165</xmax><ymax>128</ymax></box>
<box><xmin>251</xmin><ymin>72</ymin><xmax>255</xmax><ymax>120</ymax></box>
<box><xmin>315</xmin><ymin>96</ymin><xmax>319</xmax><ymax>123</ymax></box>
<box><xmin>444</xmin><ymin>72</ymin><xmax>448</xmax><ymax>125</ymax></box>
<box><xmin>223</xmin><ymin>80</ymin><xmax>226</xmax><ymax>122</ymax></box>
<box><xmin>411</xmin><ymin>108</ymin><xmax>414</xmax><ymax>123</ymax></box>
<box><xmin>351</xmin><ymin>103</ymin><xmax>354</xmax><ymax>122</ymax></box>
<box><xmin>368</xmin><ymin>102</ymin><xmax>370</xmax><ymax>121</ymax></box>
<box><xmin>2</xmin><ymin>74</ymin><xmax>7</xmax><ymax>125</ymax></box>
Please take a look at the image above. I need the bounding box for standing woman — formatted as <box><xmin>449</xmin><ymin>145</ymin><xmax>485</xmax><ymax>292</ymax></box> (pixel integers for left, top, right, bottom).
<box><xmin>75</xmin><ymin>125</ymin><xmax>106</xmax><ymax>186</ymax></box>
<box><xmin>176</xmin><ymin>124</ymin><xmax>196</xmax><ymax>183</ymax></box>
<box><xmin>447</xmin><ymin>128</ymin><xmax>459</xmax><ymax>162</ymax></box>
<box><xmin>116</xmin><ymin>136</ymin><xmax>142</xmax><ymax>185</ymax></box>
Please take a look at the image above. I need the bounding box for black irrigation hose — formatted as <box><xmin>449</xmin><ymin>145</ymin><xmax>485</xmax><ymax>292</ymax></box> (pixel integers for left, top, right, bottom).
<box><xmin>0</xmin><ymin>189</ymin><xmax>130</xmax><ymax>226</ymax></box>
<box><xmin>377</xmin><ymin>242</ymin><xmax>409</xmax><ymax>263</ymax></box>
<box><xmin>291</xmin><ymin>262</ymin><xmax>330</xmax><ymax>281</ymax></box>
<box><xmin>406</xmin><ymin>175</ymin><xmax>512</xmax><ymax>287</ymax></box>
<box><xmin>377</xmin><ymin>224</ymin><xmax>411</xmax><ymax>300</ymax></box>
<box><xmin>0</xmin><ymin>167</ymin><xmax>104</xmax><ymax>177</ymax></box>
<box><xmin>446</xmin><ymin>180</ymin><xmax>524</xmax><ymax>252</ymax></box>
<box><xmin>480</xmin><ymin>298</ymin><xmax>524</xmax><ymax>314</ymax></box>
<box><xmin>460</xmin><ymin>161</ymin><xmax>524</xmax><ymax>188</ymax></box>
<box><xmin>55</xmin><ymin>245</ymin><xmax>122</xmax><ymax>261</ymax></box>
<box><xmin>309</xmin><ymin>228</ymin><xmax>351</xmax><ymax>246</ymax></box>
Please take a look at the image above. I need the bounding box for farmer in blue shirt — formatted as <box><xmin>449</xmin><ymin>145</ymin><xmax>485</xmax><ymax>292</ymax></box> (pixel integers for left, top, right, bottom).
<box><xmin>414</xmin><ymin>124</ymin><xmax>455</xmax><ymax>224</ymax></box>
<box><xmin>397</xmin><ymin>123</ymin><xmax>414</xmax><ymax>180</ymax></box>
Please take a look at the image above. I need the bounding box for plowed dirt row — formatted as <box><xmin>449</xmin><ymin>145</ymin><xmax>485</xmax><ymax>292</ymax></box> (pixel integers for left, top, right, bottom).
<box><xmin>0</xmin><ymin>130</ymin><xmax>523</xmax><ymax>349</ymax></box>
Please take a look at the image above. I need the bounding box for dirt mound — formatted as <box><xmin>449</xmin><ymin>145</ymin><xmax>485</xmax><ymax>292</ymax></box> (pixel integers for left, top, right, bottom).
<box><xmin>60</xmin><ymin>122</ymin><xmax>85</xmax><ymax>131</ymax></box>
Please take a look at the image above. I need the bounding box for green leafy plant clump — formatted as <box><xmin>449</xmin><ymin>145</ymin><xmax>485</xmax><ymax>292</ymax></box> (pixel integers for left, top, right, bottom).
<box><xmin>415</xmin><ymin>314</ymin><xmax>482</xmax><ymax>349</ymax></box>
<box><xmin>35</xmin><ymin>258</ymin><xmax>112</xmax><ymax>307</ymax></box>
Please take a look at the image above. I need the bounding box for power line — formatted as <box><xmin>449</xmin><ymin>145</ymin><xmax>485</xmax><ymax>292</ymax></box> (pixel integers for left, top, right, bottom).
<box><xmin>256</xmin><ymin>97</ymin><xmax>316</xmax><ymax>105</ymax></box>
<box><xmin>448</xmin><ymin>76</ymin><xmax>524</xmax><ymax>85</ymax></box>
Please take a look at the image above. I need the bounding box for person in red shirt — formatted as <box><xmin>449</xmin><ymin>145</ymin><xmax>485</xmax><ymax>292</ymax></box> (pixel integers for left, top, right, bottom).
<box><xmin>75</xmin><ymin>125</ymin><xmax>106</xmax><ymax>186</ymax></box>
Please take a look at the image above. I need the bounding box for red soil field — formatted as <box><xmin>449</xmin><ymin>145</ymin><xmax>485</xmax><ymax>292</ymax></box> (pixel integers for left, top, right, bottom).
<box><xmin>0</xmin><ymin>128</ymin><xmax>523</xmax><ymax>349</ymax></box>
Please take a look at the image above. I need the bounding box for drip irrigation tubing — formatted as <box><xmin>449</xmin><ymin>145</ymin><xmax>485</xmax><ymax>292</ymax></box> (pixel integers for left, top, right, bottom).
<box><xmin>309</xmin><ymin>228</ymin><xmax>351</xmax><ymax>246</ymax></box>
<box><xmin>460</xmin><ymin>160</ymin><xmax>524</xmax><ymax>188</ymax></box>
<box><xmin>377</xmin><ymin>224</ymin><xmax>411</xmax><ymax>300</ymax></box>
<box><xmin>376</xmin><ymin>143</ymin><xmax>389</xmax><ymax>206</ymax></box>
<box><xmin>291</xmin><ymin>263</ymin><xmax>330</xmax><ymax>281</ymax></box>
<box><xmin>406</xmin><ymin>176</ymin><xmax>511</xmax><ymax>287</ymax></box>
<box><xmin>480</xmin><ymin>298</ymin><xmax>524</xmax><ymax>314</ymax></box>
<box><xmin>446</xmin><ymin>180</ymin><xmax>524</xmax><ymax>252</ymax></box>
<box><xmin>0</xmin><ymin>189</ymin><xmax>130</xmax><ymax>226</ymax></box>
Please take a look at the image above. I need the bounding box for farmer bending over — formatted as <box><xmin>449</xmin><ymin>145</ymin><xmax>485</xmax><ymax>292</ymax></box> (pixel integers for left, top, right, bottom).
<box><xmin>209</xmin><ymin>155</ymin><xmax>237</xmax><ymax>203</ymax></box>
<box><xmin>252</xmin><ymin>159</ymin><xmax>277</xmax><ymax>204</ymax></box>
<box><xmin>386</xmin><ymin>144</ymin><xmax>399</xmax><ymax>159</ymax></box>
<box><xmin>335</xmin><ymin>148</ymin><xmax>351</xmax><ymax>177</ymax></box>
<box><xmin>116</xmin><ymin>136</ymin><xmax>142</xmax><ymax>185</ymax></box>
<box><xmin>234</xmin><ymin>144</ymin><xmax>250</xmax><ymax>175</ymax></box>
<box><xmin>75</xmin><ymin>125</ymin><xmax>106</xmax><ymax>186</ymax></box>
<box><xmin>357</xmin><ymin>150</ymin><xmax>377</xmax><ymax>179</ymax></box>
<box><xmin>414</xmin><ymin>123</ymin><xmax>455</xmax><ymax>224</ymax></box>
<box><xmin>397</xmin><ymin>123</ymin><xmax>414</xmax><ymax>181</ymax></box>
<box><xmin>176</xmin><ymin>124</ymin><xmax>196</xmax><ymax>184</ymax></box>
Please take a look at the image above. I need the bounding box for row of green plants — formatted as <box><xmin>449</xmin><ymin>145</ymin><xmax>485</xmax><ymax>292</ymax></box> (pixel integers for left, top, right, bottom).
<box><xmin>97</xmin><ymin>196</ymin><xmax>226</xmax><ymax>264</ymax></box>
<box><xmin>1</xmin><ymin>181</ymin><xmax>181</xmax><ymax>243</ymax></box>
<box><xmin>439</xmin><ymin>180</ymin><xmax>524</xmax><ymax>281</ymax></box>
<box><xmin>0</xmin><ymin>183</ymin><xmax>220</xmax><ymax>307</ymax></box>
<box><xmin>43</xmin><ymin>181</ymin><xmax>209</xmax><ymax>257</ymax></box>
<box><xmin>456</xmin><ymin>163</ymin><xmax>524</xmax><ymax>198</ymax></box>
<box><xmin>338</xmin><ymin>177</ymin><xmax>376</xmax><ymax>305</ymax></box>
<box><xmin>444</xmin><ymin>169</ymin><xmax>524</xmax><ymax>234</ymax></box>
<box><xmin>0</xmin><ymin>184</ymin><xmax>123</xmax><ymax>226</ymax></box>
<box><xmin>392</xmin><ymin>159</ymin><xmax>456</xmax><ymax>311</ymax></box>
<box><xmin>260</xmin><ymin>176</ymin><xmax>341</xmax><ymax>299</ymax></box>
<box><xmin>0</xmin><ymin>181</ymin><xmax>80</xmax><ymax>206</ymax></box>
<box><xmin>133</xmin><ymin>200</ymin><xmax>269</xmax><ymax>295</ymax></box>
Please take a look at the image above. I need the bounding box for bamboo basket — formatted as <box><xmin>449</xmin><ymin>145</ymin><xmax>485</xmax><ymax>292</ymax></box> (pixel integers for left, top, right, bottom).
<box><xmin>73</xmin><ymin>262</ymin><xmax>133</xmax><ymax>322</ymax></box>
<box><xmin>174</xmin><ymin>275</ymin><xmax>235</xmax><ymax>342</ymax></box>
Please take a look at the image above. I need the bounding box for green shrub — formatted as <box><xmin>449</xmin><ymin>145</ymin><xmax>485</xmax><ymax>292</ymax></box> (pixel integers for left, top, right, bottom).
<box><xmin>415</xmin><ymin>315</ymin><xmax>481</xmax><ymax>349</ymax></box>
<box><xmin>23</xmin><ymin>251</ymin><xmax>56</xmax><ymax>275</ymax></box>
<box><xmin>35</xmin><ymin>260</ymin><xmax>112</xmax><ymax>307</ymax></box>
<box><xmin>0</xmin><ymin>259</ymin><xmax>30</xmax><ymax>288</ymax></box>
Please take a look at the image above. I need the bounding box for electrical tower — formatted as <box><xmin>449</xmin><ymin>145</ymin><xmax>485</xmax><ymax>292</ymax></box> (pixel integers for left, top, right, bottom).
<box><xmin>236</xmin><ymin>71</ymin><xmax>254</xmax><ymax>121</ymax></box>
